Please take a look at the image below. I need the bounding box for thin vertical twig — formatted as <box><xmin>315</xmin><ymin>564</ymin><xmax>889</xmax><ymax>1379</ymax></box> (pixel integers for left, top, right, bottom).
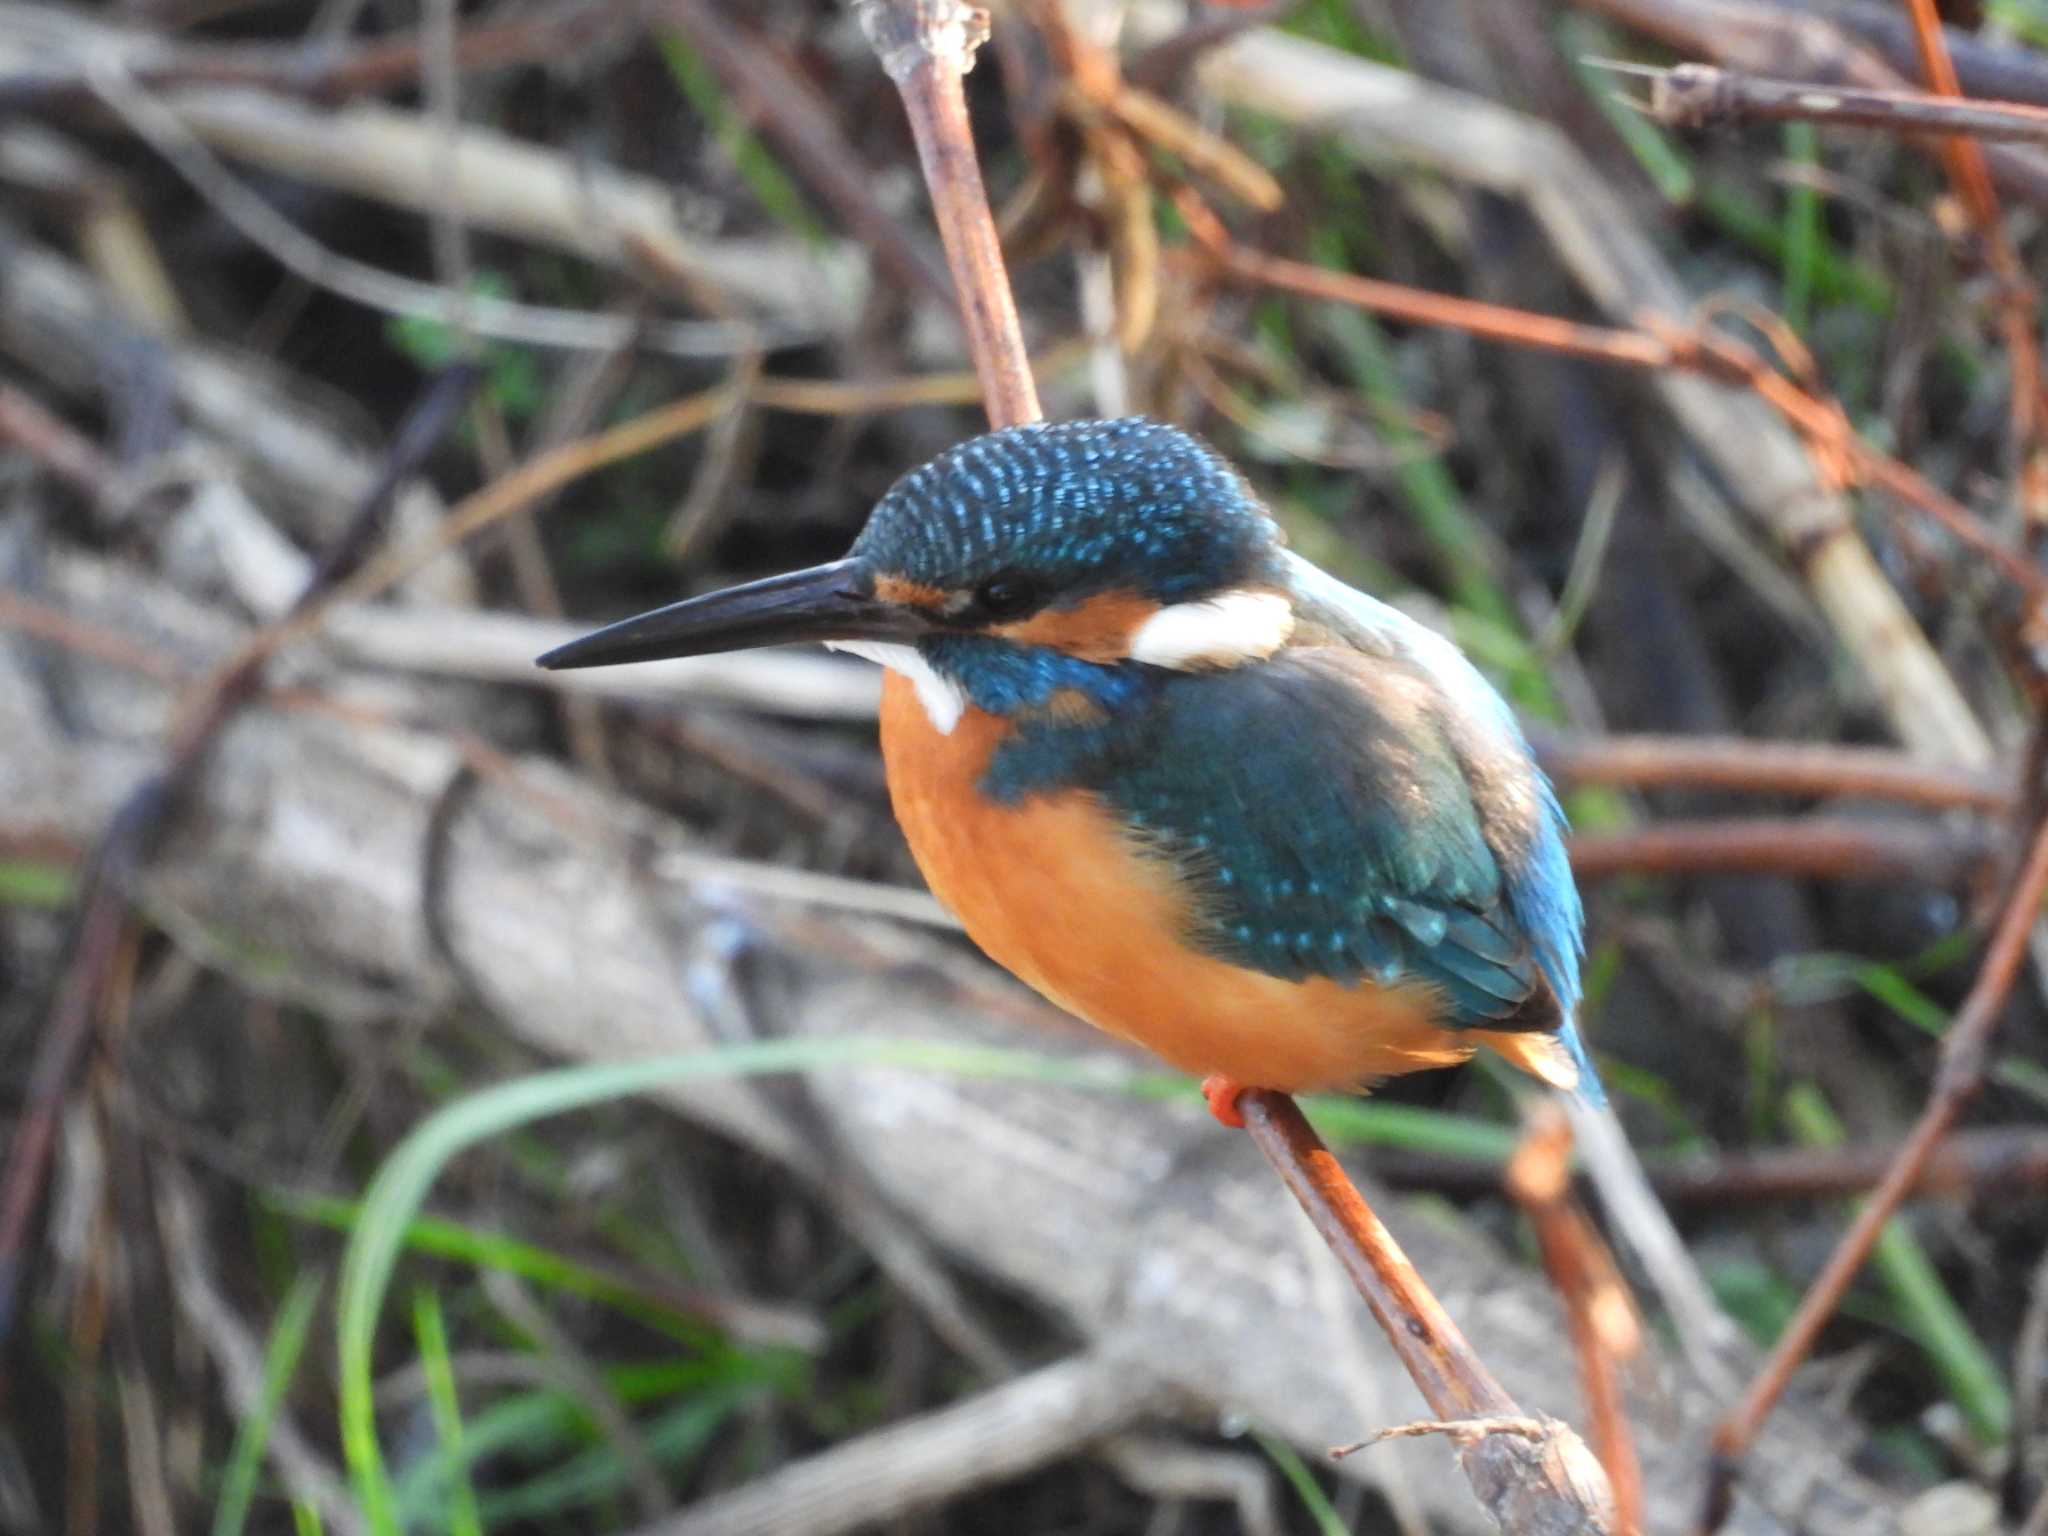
<box><xmin>851</xmin><ymin>0</ymin><xmax>1040</xmax><ymax>428</ymax></box>
<box><xmin>1899</xmin><ymin>0</ymin><xmax>2048</xmax><ymax>481</ymax></box>
<box><xmin>1700</xmin><ymin>810</ymin><xmax>2048</xmax><ymax>1533</ymax></box>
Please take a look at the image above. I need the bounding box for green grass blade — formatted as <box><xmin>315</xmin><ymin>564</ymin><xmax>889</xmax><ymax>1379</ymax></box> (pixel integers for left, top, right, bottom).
<box><xmin>1776</xmin><ymin>951</ymin><xmax>2048</xmax><ymax>1112</ymax></box>
<box><xmin>475</xmin><ymin>1389</ymin><xmax>744</xmax><ymax>1525</ymax></box>
<box><xmin>1315</xmin><ymin>292</ymin><xmax>1513</xmax><ymax>635</ymax></box>
<box><xmin>1301</xmin><ymin>1097</ymin><xmax>1516</xmax><ymax>1163</ymax></box>
<box><xmin>1988</xmin><ymin>0</ymin><xmax>2048</xmax><ymax>48</ymax></box>
<box><xmin>274</xmin><ymin>1195</ymin><xmax>722</xmax><ymax>1344</ymax></box>
<box><xmin>0</xmin><ymin>859</ymin><xmax>76</xmax><ymax>909</ymax></box>
<box><xmin>656</xmin><ymin>33</ymin><xmax>826</xmax><ymax>242</ymax></box>
<box><xmin>1693</xmin><ymin>182</ymin><xmax>1892</xmax><ymax>314</ymax></box>
<box><xmin>392</xmin><ymin>1389</ymin><xmax>585</xmax><ymax>1528</ymax></box>
<box><xmin>412</xmin><ymin>1287</ymin><xmax>483</xmax><ymax>1536</ymax></box>
<box><xmin>1779</xmin><ymin>122</ymin><xmax>1821</xmax><ymax>335</ymax></box>
<box><xmin>336</xmin><ymin>1035</ymin><xmax>1522</xmax><ymax>1528</ymax></box>
<box><xmin>390</xmin><ymin>1354</ymin><xmax>800</xmax><ymax>1526</ymax></box>
<box><xmin>211</xmin><ymin>1272</ymin><xmax>323</xmax><ymax>1536</ymax></box>
<box><xmin>1256</xmin><ymin>1431</ymin><xmax>1348</xmax><ymax>1536</ymax></box>
<box><xmin>1281</xmin><ymin>0</ymin><xmax>1400</xmax><ymax>61</ymax></box>
<box><xmin>1783</xmin><ymin>1084</ymin><xmax>2010</xmax><ymax>1445</ymax></box>
<box><xmin>1705</xmin><ymin>1256</ymin><xmax>1801</xmax><ymax>1346</ymax></box>
<box><xmin>1557</xmin><ymin>16</ymin><xmax>1695</xmax><ymax>203</ymax></box>
<box><xmin>339</xmin><ymin>1036</ymin><xmax>1137</xmax><ymax>1528</ymax></box>
<box><xmin>1851</xmin><ymin>966</ymin><xmax>2048</xmax><ymax>1112</ymax></box>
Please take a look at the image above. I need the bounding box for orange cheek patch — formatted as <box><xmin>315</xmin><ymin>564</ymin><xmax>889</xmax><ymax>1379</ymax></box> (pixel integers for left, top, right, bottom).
<box><xmin>873</xmin><ymin>574</ymin><xmax>951</xmax><ymax>610</ymax></box>
<box><xmin>994</xmin><ymin>589</ymin><xmax>1160</xmax><ymax>661</ymax></box>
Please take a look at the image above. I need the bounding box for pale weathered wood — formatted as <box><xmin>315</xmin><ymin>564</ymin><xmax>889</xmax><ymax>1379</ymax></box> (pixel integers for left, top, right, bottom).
<box><xmin>637</xmin><ymin>1345</ymin><xmax>1172</xmax><ymax>1536</ymax></box>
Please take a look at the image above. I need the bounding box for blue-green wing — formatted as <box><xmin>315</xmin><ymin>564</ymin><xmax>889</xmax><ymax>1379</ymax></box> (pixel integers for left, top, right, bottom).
<box><xmin>1279</xmin><ymin>551</ymin><xmax>1584</xmax><ymax>1021</ymax></box>
<box><xmin>1094</xmin><ymin>647</ymin><xmax>1548</xmax><ymax>1025</ymax></box>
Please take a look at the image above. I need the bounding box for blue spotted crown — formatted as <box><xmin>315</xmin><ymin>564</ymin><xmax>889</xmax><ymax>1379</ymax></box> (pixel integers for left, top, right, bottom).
<box><xmin>853</xmin><ymin>418</ymin><xmax>1282</xmax><ymax>604</ymax></box>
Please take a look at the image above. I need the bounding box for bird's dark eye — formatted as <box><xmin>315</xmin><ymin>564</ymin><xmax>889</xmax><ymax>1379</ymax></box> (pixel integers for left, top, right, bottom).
<box><xmin>973</xmin><ymin>574</ymin><xmax>1040</xmax><ymax>620</ymax></box>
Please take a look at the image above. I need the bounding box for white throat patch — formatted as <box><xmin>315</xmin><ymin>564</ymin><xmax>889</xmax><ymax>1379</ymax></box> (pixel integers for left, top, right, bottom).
<box><xmin>826</xmin><ymin>640</ymin><xmax>966</xmax><ymax>735</ymax></box>
<box><xmin>1128</xmin><ymin>589</ymin><xmax>1295</xmax><ymax>670</ymax></box>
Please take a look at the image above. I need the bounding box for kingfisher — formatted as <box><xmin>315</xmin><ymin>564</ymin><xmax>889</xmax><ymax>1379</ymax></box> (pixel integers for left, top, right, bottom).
<box><xmin>537</xmin><ymin>417</ymin><xmax>1601</xmax><ymax>1123</ymax></box>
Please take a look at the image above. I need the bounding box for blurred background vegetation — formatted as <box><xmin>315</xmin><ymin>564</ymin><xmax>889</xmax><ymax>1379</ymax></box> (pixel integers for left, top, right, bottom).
<box><xmin>5</xmin><ymin>0</ymin><xmax>2048</xmax><ymax>1532</ymax></box>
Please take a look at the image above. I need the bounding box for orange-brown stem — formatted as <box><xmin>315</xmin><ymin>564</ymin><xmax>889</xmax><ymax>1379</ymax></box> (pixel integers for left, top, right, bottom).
<box><xmin>1700</xmin><ymin>810</ymin><xmax>2048</xmax><ymax>1533</ymax></box>
<box><xmin>1237</xmin><ymin>1091</ymin><xmax>1616</xmax><ymax>1529</ymax></box>
<box><xmin>1239</xmin><ymin>1091</ymin><xmax>1516</xmax><ymax>1420</ymax></box>
<box><xmin>1509</xmin><ymin>1105</ymin><xmax>1645</xmax><ymax>1536</ymax></box>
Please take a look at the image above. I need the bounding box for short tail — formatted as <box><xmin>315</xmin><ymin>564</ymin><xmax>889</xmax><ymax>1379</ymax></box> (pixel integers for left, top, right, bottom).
<box><xmin>1557</xmin><ymin>1018</ymin><xmax>1604</xmax><ymax>1107</ymax></box>
<box><xmin>1471</xmin><ymin>1017</ymin><xmax>1603</xmax><ymax>1104</ymax></box>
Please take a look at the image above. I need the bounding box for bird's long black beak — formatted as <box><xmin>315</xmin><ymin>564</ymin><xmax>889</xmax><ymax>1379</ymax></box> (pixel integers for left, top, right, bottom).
<box><xmin>536</xmin><ymin>558</ymin><xmax>931</xmax><ymax>671</ymax></box>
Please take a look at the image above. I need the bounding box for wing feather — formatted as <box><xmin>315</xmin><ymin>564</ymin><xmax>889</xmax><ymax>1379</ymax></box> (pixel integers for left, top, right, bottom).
<box><xmin>1279</xmin><ymin>552</ymin><xmax>1585</xmax><ymax>1020</ymax></box>
<box><xmin>1082</xmin><ymin>645</ymin><xmax>1546</xmax><ymax>1025</ymax></box>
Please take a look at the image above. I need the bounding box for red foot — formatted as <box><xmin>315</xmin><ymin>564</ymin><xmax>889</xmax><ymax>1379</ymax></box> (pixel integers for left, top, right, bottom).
<box><xmin>1202</xmin><ymin>1074</ymin><xmax>1249</xmax><ymax>1129</ymax></box>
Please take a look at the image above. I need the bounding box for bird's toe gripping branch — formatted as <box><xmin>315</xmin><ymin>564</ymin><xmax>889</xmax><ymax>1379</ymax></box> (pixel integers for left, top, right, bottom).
<box><xmin>1201</xmin><ymin>1074</ymin><xmax>1250</xmax><ymax>1129</ymax></box>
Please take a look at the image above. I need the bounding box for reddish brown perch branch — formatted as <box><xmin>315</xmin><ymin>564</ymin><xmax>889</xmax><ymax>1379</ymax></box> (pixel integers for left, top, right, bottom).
<box><xmin>1700</xmin><ymin>810</ymin><xmax>2048</xmax><ymax>1534</ymax></box>
<box><xmin>1240</xmin><ymin>1093</ymin><xmax>1617</xmax><ymax>1532</ymax></box>
<box><xmin>1243</xmin><ymin>1094</ymin><xmax>1517</xmax><ymax>1421</ymax></box>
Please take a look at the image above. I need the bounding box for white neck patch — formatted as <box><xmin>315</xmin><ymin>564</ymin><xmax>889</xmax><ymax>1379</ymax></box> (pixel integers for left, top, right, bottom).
<box><xmin>826</xmin><ymin>640</ymin><xmax>966</xmax><ymax>735</ymax></box>
<box><xmin>1128</xmin><ymin>589</ymin><xmax>1295</xmax><ymax>670</ymax></box>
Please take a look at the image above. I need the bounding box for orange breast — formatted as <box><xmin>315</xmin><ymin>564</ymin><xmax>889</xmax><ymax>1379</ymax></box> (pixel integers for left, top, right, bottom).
<box><xmin>879</xmin><ymin>672</ymin><xmax>1491</xmax><ymax>1093</ymax></box>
